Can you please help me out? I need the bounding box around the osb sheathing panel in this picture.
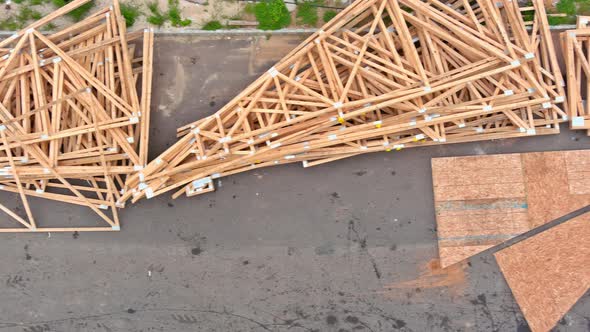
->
[494,212,590,332]
[432,150,590,268]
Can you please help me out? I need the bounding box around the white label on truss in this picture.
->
[510,60,520,66]
[138,182,148,191]
[409,119,417,126]
[424,86,432,92]
[555,96,565,102]
[504,90,514,96]
[458,123,466,128]
[383,141,390,146]
[258,133,269,138]
[542,102,552,109]
[412,37,419,43]
[519,127,526,132]
[39,60,46,66]
[36,189,44,194]
[139,172,145,181]
[271,133,278,138]
[268,67,279,78]
[524,53,534,59]
[439,138,447,142]
[155,158,163,164]
[314,38,321,44]
[333,102,343,109]
[476,127,484,133]
[274,160,279,164]
[127,136,134,143]
[43,168,50,174]
[192,128,200,134]
[0,125,5,131]
[40,134,49,140]
[303,142,310,149]
[527,88,535,93]
[219,136,232,143]
[52,57,62,64]
[562,115,569,121]
[112,225,121,231]
[224,147,229,153]
[295,76,301,82]
[116,202,125,208]
[99,204,108,210]
[527,129,536,135]
[302,161,309,167]
[364,102,372,107]
[572,116,585,127]
[394,144,405,149]
[21,157,27,163]
[415,134,425,140]
[1,54,9,61]
[247,139,254,144]
[569,31,577,37]
[129,116,139,124]
[328,134,338,140]
[211,173,221,179]
[192,177,212,189]
[133,165,143,171]
[418,108,426,113]
[581,19,588,25]
[285,155,295,159]
[360,146,368,150]
[424,115,432,121]
[26,28,34,34]
[330,117,337,122]
[108,147,117,152]
[270,142,282,149]
[483,105,493,111]
[0,185,4,189]
[9,33,19,40]
[373,120,382,126]
[145,188,154,199]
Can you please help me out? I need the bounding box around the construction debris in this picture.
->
[0,0,154,231]
[431,150,590,268]
[494,211,590,332]
[121,0,566,203]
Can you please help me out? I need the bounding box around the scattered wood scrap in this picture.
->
[494,212,590,332]
[431,150,590,268]
[0,0,154,231]
[121,0,567,204]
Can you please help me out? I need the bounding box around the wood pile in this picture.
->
[121,0,566,203]
[563,16,590,133]
[0,0,154,231]
[431,150,590,268]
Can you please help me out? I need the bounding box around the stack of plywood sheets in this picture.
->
[0,0,154,231]
[494,211,590,332]
[119,0,567,203]
[431,150,590,268]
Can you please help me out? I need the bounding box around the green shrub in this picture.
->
[52,0,95,21]
[17,6,43,24]
[147,1,167,26]
[254,0,291,30]
[120,3,142,27]
[556,0,576,15]
[322,9,337,22]
[168,0,192,27]
[547,15,576,25]
[297,1,318,26]
[202,20,223,30]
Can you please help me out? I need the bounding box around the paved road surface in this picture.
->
[0,35,588,332]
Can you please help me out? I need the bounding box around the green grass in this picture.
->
[42,22,58,31]
[322,9,337,22]
[147,1,167,26]
[120,3,142,27]
[254,0,291,30]
[52,0,95,22]
[168,0,192,27]
[0,17,21,31]
[296,1,318,26]
[202,20,223,30]
[547,15,576,25]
